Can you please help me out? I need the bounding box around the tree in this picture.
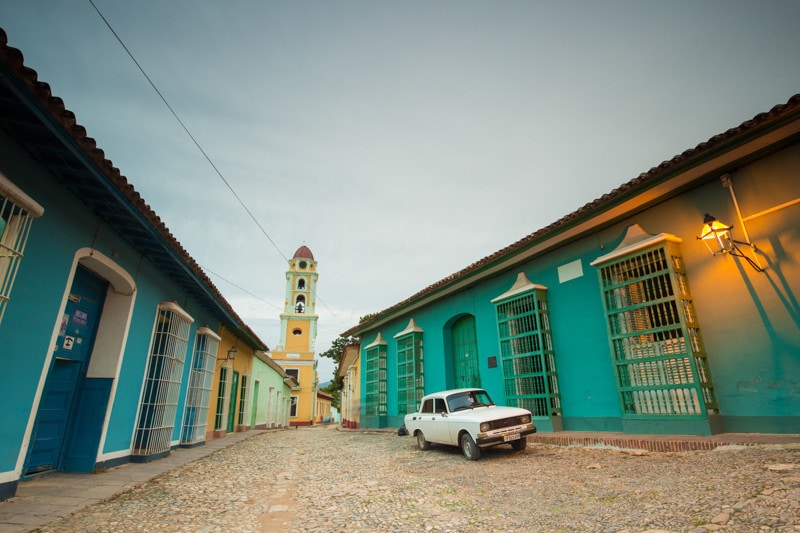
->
[318,335,354,366]
[318,313,375,365]
[320,379,342,409]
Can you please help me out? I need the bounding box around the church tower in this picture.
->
[269,245,319,426]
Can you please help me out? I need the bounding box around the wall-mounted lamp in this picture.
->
[697,213,764,272]
[226,346,238,360]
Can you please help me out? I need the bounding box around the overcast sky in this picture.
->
[2,1,799,382]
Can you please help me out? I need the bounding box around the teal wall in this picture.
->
[360,142,800,435]
[0,128,221,477]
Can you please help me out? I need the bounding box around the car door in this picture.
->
[425,398,453,444]
[413,398,444,444]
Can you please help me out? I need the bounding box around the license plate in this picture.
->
[503,433,520,442]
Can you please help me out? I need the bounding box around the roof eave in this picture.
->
[344,94,800,338]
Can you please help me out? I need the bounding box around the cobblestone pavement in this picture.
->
[33,425,800,533]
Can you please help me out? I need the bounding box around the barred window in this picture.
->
[394,319,424,415]
[133,303,193,457]
[215,366,229,430]
[493,273,561,417]
[364,333,387,417]
[0,173,44,325]
[180,327,219,445]
[238,375,248,426]
[592,227,717,417]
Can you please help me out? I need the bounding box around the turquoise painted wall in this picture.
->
[359,142,800,434]
[0,128,221,475]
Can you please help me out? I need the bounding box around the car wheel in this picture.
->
[460,433,481,461]
[416,431,431,451]
[511,436,527,451]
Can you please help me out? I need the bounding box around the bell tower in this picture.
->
[279,245,318,351]
[269,245,319,425]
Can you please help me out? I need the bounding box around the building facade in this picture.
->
[344,95,800,437]
[338,343,361,429]
[250,352,295,430]
[268,246,320,426]
[0,30,278,501]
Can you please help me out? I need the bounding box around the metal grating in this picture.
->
[599,242,717,417]
[0,192,38,324]
[396,332,424,415]
[180,331,218,445]
[495,289,561,417]
[214,366,229,431]
[237,375,248,426]
[132,307,191,457]
[364,344,387,417]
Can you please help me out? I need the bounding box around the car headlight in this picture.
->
[521,414,531,425]
[480,422,491,432]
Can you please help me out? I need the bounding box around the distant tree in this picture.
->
[318,336,353,366]
[318,314,376,394]
[321,379,342,409]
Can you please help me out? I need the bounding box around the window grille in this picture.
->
[364,335,387,417]
[595,237,717,417]
[395,329,424,415]
[238,375,248,426]
[0,173,44,325]
[494,281,561,417]
[215,366,229,430]
[290,395,298,417]
[133,303,193,457]
[180,327,219,445]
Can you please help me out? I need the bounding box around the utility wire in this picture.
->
[90,1,351,333]
[202,265,284,313]
[89,0,288,264]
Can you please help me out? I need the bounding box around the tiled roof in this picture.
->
[293,245,314,260]
[0,28,268,351]
[344,93,800,337]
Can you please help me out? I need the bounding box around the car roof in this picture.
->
[425,388,485,397]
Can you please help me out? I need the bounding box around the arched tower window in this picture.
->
[295,295,306,313]
[297,278,306,290]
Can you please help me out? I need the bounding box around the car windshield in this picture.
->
[447,390,494,412]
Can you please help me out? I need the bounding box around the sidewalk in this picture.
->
[1,429,797,533]
[0,430,266,533]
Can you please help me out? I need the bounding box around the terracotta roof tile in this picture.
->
[345,93,800,337]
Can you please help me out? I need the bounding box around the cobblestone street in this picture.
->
[30,425,800,533]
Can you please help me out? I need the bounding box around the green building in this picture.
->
[344,94,800,436]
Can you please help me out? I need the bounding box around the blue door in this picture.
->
[25,266,107,475]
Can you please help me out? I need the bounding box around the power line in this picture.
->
[89,1,351,335]
[201,265,283,313]
[88,0,288,264]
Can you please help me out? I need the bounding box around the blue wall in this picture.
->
[0,127,221,480]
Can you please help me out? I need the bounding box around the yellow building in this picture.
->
[338,342,361,429]
[205,326,258,441]
[316,390,334,423]
[268,246,319,426]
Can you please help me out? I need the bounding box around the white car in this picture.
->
[403,388,537,460]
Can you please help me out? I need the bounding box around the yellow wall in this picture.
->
[206,327,254,440]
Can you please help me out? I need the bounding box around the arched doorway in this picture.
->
[451,315,481,389]
[25,265,107,475]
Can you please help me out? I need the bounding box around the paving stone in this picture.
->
[22,426,800,533]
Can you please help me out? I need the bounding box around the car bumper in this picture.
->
[476,426,537,447]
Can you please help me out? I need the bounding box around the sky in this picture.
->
[2,1,799,383]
